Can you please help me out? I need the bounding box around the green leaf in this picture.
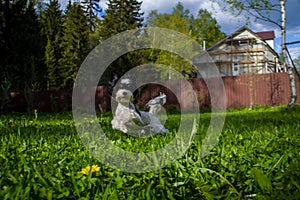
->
[174,182,185,187]
[250,168,272,192]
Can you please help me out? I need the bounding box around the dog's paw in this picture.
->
[120,126,128,133]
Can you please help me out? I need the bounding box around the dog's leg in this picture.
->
[129,102,146,126]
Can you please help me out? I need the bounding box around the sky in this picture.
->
[60,0,300,59]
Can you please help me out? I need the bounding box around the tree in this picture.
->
[146,3,225,77]
[40,0,64,90]
[217,0,297,110]
[0,0,7,88]
[146,3,192,75]
[147,3,225,47]
[192,9,225,48]
[0,0,45,112]
[59,2,90,89]
[81,0,103,32]
[99,0,144,40]
[98,0,144,81]
[147,3,192,36]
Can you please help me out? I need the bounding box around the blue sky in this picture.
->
[60,0,300,59]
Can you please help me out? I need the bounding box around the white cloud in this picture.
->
[287,25,300,41]
[289,46,300,59]
[140,0,176,18]
[199,1,245,32]
[140,0,247,34]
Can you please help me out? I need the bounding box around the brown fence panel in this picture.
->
[3,72,300,113]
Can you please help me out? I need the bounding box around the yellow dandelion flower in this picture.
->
[253,130,259,135]
[81,165,100,175]
[92,165,100,173]
[81,166,91,175]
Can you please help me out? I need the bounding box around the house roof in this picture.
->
[207,26,254,51]
[206,26,278,57]
[255,31,275,40]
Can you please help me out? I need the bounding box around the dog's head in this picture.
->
[108,72,136,96]
[115,89,133,104]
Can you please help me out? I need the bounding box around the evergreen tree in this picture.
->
[60,2,90,89]
[1,0,45,91]
[100,0,143,40]
[40,0,64,90]
[0,0,5,76]
[81,0,102,32]
[98,0,144,81]
[2,0,45,111]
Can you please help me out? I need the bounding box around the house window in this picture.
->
[239,40,248,46]
[232,63,239,76]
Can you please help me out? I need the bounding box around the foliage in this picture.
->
[0,0,46,92]
[59,2,90,89]
[81,0,104,32]
[0,0,102,94]
[165,104,180,114]
[99,0,144,40]
[97,0,145,79]
[192,9,225,48]
[0,0,47,112]
[40,0,64,90]
[147,3,193,37]
[146,2,225,48]
[0,77,11,113]
[1,106,300,199]
[146,3,225,75]
[0,0,230,108]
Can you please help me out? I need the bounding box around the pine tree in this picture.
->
[3,0,44,91]
[0,0,46,112]
[81,0,102,32]
[81,0,104,50]
[40,0,64,90]
[98,0,144,80]
[60,2,90,89]
[100,0,143,40]
[0,0,6,78]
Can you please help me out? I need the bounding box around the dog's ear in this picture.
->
[108,72,119,95]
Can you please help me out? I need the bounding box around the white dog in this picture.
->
[111,89,169,136]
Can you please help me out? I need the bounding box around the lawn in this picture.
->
[0,106,300,199]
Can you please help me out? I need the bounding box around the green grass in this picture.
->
[0,105,300,199]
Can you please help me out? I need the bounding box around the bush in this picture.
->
[165,104,180,114]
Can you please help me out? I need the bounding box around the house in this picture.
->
[193,26,282,77]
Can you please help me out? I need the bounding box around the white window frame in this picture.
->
[232,63,239,76]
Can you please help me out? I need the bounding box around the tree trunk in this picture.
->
[281,0,297,110]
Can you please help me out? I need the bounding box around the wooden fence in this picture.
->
[3,72,300,113]
[135,72,300,110]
